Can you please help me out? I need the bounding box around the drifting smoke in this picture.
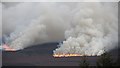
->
[2,2,118,56]
[0,3,2,38]
[53,3,118,56]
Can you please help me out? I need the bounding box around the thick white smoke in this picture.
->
[2,2,70,50]
[53,3,118,56]
[0,3,2,39]
[2,2,118,56]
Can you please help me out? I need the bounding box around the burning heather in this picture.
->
[2,44,16,51]
[53,54,83,57]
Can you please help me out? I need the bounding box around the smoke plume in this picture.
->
[2,2,118,56]
[53,3,118,56]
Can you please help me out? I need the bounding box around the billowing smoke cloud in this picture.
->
[53,3,118,56]
[2,2,71,50]
[0,3,2,38]
[2,2,118,56]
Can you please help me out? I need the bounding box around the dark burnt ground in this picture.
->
[2,42,119,66]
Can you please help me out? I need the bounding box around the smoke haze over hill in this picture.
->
[1,2,118,56]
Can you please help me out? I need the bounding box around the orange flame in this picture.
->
[53,54,83,57]
[3,44,16,51]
